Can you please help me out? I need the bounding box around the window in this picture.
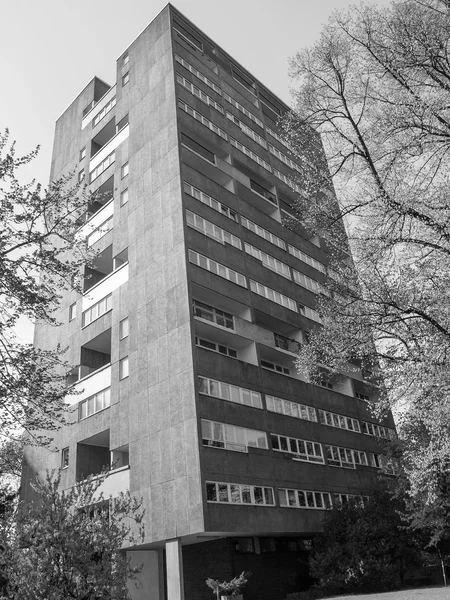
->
[80,147,86,161]
[173,22,203,52]
[269,144,302,174]
[82,294,112,327]
[79,388,111,420]
[119,317,129,339]
[288,245,326,273]
[223,92,263,127]
[334,494,369,508]
[119,356,129,379]
[293,270,319,293]
[69,302,77,321]
[230,138,272,173]
[201,419,268,452]
[226,112,267,148]
[265,395,317,422]
[174,54,221,94]
[298,303,322,324]
[123,53,129,66]
[121,162,129,178]
[189,249,247,288]
[245,243,291,279]
[186,210,241,249]
[241,217,285,249]
[273,168,301,193]
[176,74,223,113]
[260,92,282,116]
[122,72,129,86]
[318,380,333,390]
[178,99,227,139]
[265,125,293,152]
[195,336,237,358]
[356,391,369,401]
[318,409,360,433]
[368,453,381,469]
[184,182,237,222]
[78,169,85,183]
[249,179,277,204]
[120,188,129,206]
[92,96,116,128]
[261,360,290,376]
[231,69,256,95]
[361,421,395,439]
[61,447,69,469]
[198,376,262,409]
[271,433,323,463]
[326,445,368,469]
[181,133,215,164]
[279,488,332,510]
[193,300,234,329]
[249,280,298,312]
[206,481,275,506]
[89,151,115,183]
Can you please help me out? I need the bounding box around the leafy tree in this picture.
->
[310,485,421,594]
[0,130,94,444]
[284,0,450,546]
[397,404,450,585]
[0,471,145,600]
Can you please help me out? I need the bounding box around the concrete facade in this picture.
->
[21,5,397,599]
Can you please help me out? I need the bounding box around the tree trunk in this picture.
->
[439,550,447,587]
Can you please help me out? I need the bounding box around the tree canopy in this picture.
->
[285,0,450,541]
[0,471,145,600]
[310,485,422,594]
[0,130,93,444]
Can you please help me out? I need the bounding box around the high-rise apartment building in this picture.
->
[21,5,396,600]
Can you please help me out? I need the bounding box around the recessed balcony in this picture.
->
[83,246,128,295]
[66,364,111,407]
[235,179,281,221]
[67,329,111,388]
[193,318,258,366]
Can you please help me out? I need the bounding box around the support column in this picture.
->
[127,550,163,600]
[166,538,184,600]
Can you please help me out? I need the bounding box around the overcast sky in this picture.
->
[2,0,392,341]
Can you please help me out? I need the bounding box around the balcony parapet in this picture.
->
[67,364,112,406]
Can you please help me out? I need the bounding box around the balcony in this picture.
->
[259,343,306,382]
[89,121,129,174]
[193,317,258,366]
[83,245,128,296]
[66,364,111,407]
[76,176,114,227]
[82,85,117,130]
[76,430,110,482]
[67,329,111,388]
[235,179,281,221]
[92,465,130,501]
[80,198,114,247]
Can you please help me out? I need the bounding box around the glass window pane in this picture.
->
[264,488,274,505]
[241,485,251,504]
[230,484,240,503]
[206,483,217,502]
[297,491,306,507]
[306,492,314,508]
[254,487,264,504]
[218,484,229,502]
[201,420,212,440]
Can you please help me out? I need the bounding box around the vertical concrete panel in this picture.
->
[128,550,162,600]
[166,539,185,600]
